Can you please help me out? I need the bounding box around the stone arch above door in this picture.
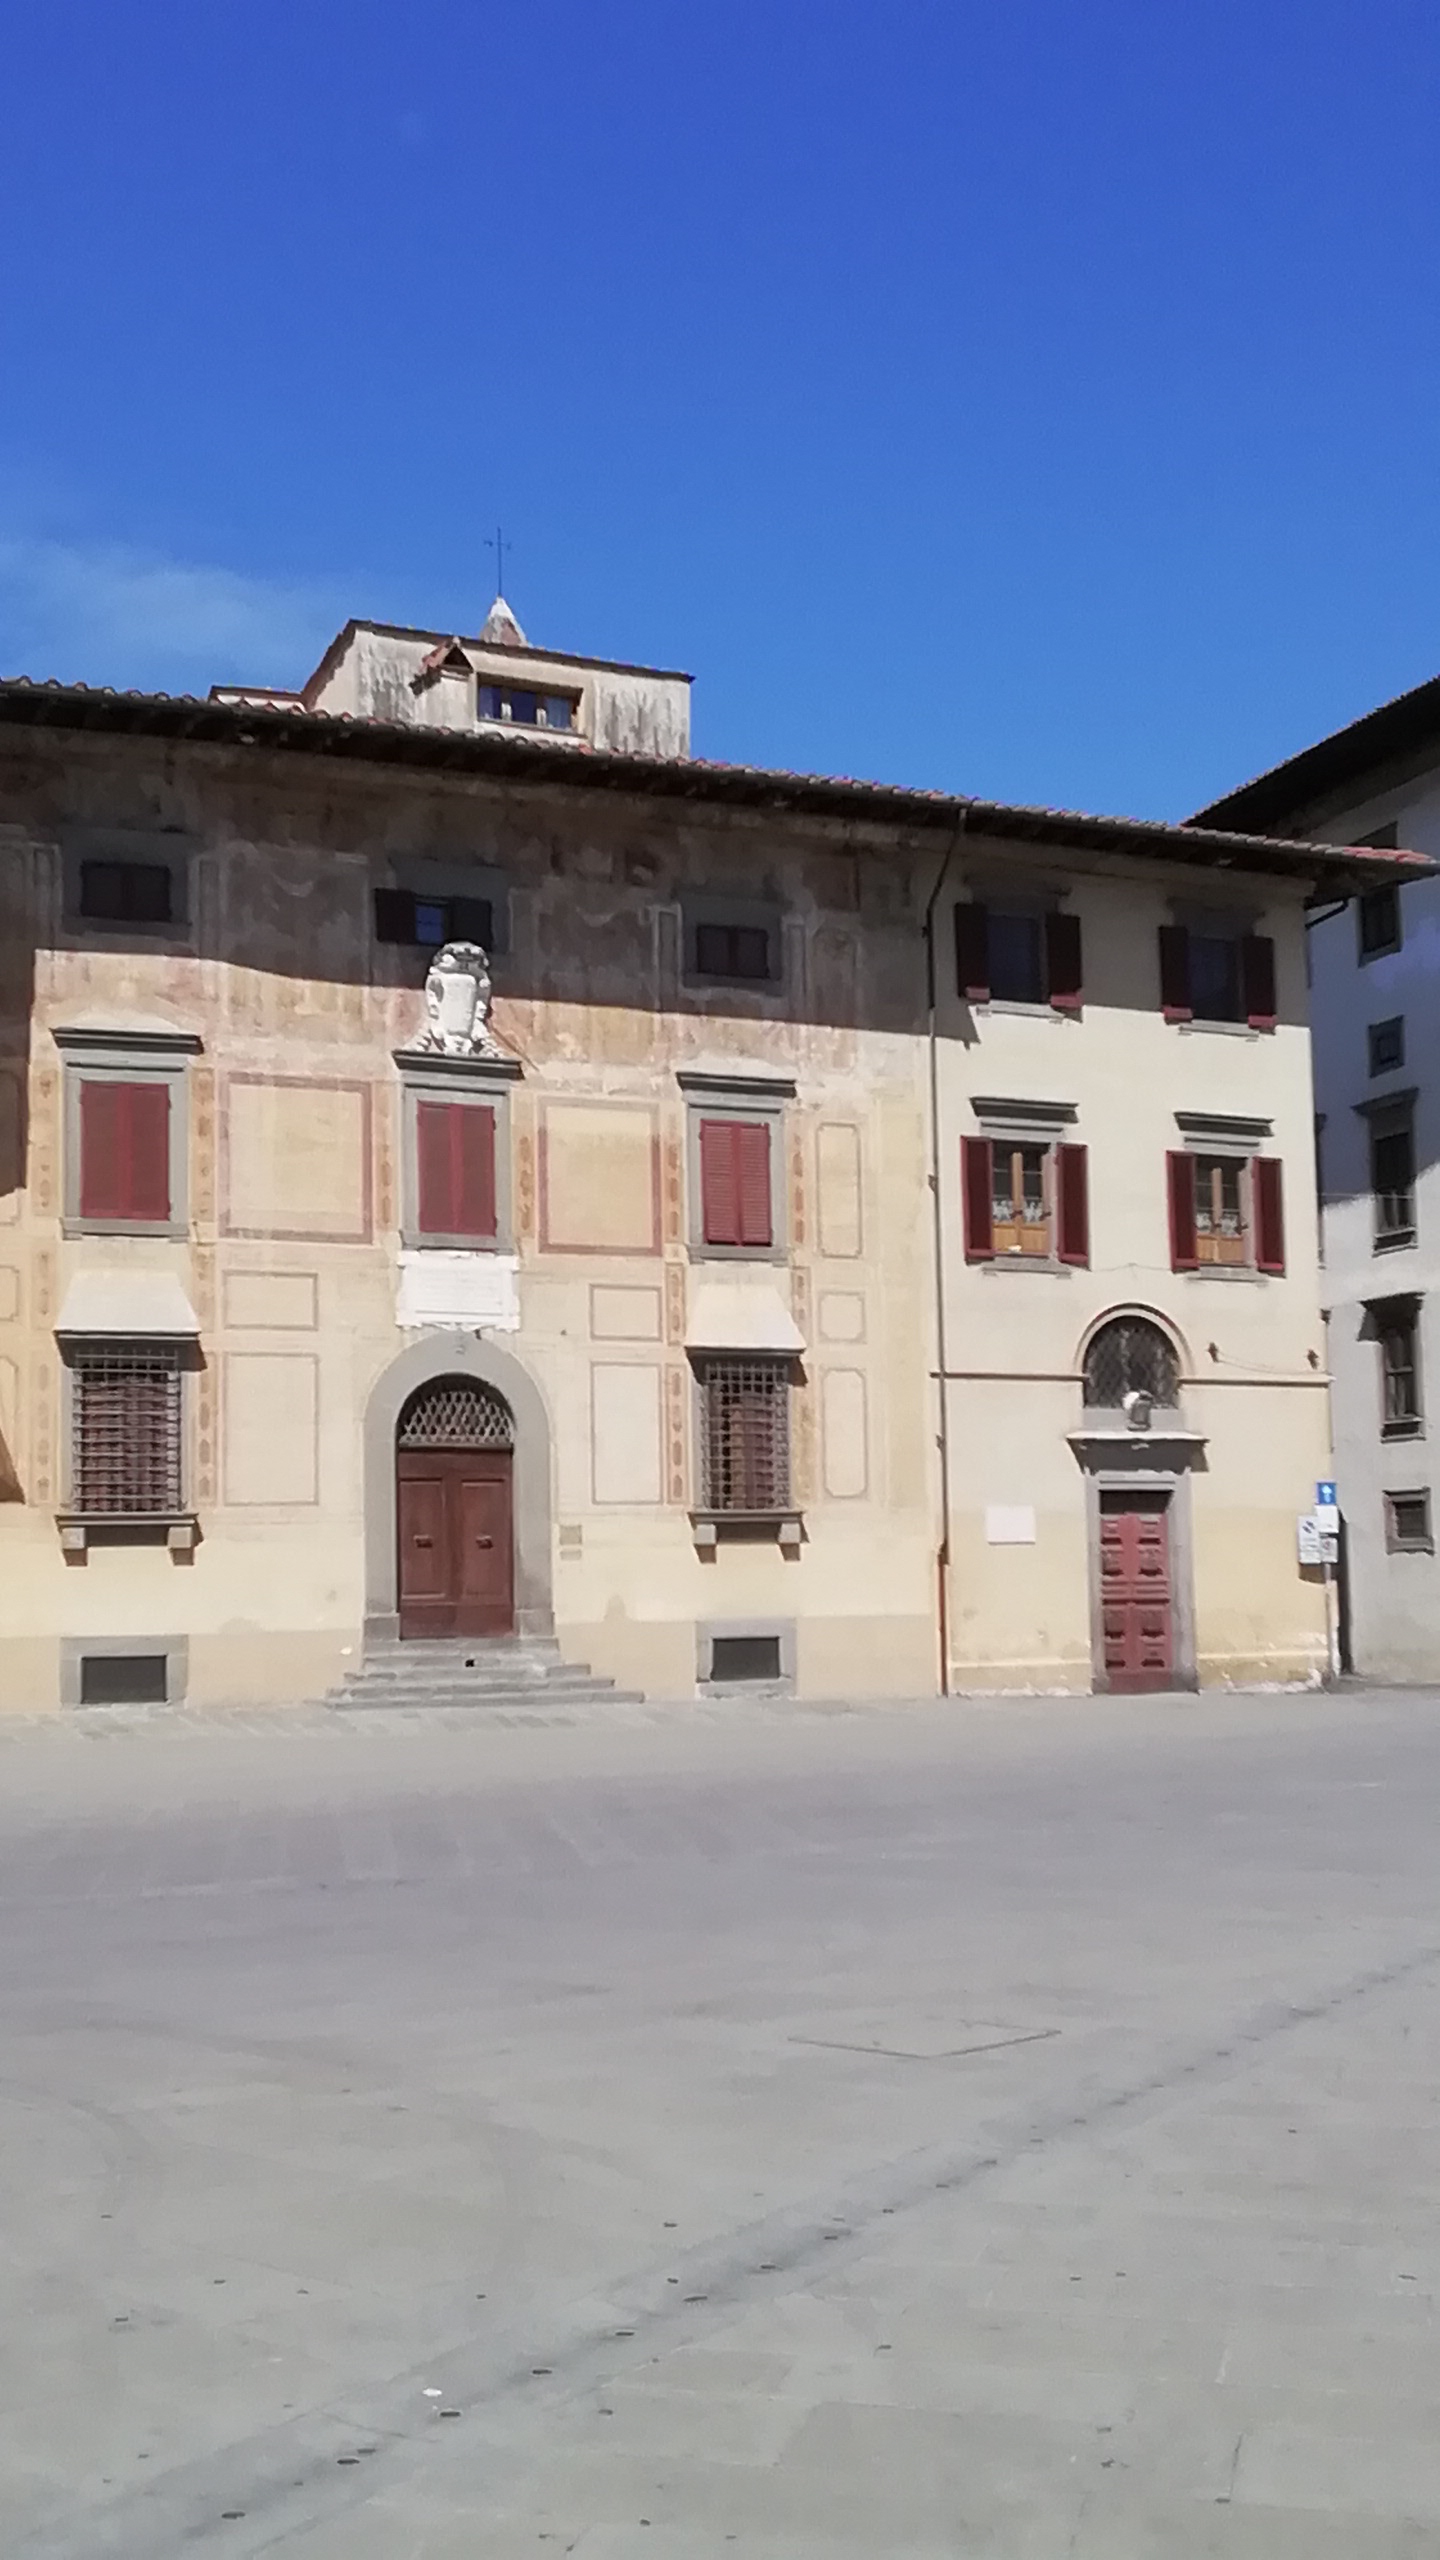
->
[363,1333,554,1639]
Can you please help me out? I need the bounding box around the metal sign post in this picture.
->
[1315,1482,1340,1683]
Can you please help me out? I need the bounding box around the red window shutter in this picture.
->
[955,903,990,1002]
[126,1084,171,1222]
[1045,910,1084,1013]
[453,1105,498,1239]
[79,1080,124,1220]
[1166,1150,1198,1270]
[1242,933,1277,1030]
[699,1118,742,1245]
[1159,924,1192,1022]
[1254,1156,1286,1274]
[80,1080,169,1222]
[416,1100,459,1235]
[734,1122,773,1248]
[1056,1143,1089,1265]
[962,1136,994,1260]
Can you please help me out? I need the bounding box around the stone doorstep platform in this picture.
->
[324,1634,647,1713]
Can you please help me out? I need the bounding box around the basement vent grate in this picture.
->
[79,1653,168,1707]
[709,1633,783,1684]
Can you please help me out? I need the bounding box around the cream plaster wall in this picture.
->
[0,733,1331,1711]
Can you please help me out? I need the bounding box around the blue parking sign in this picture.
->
[1316,1481,1337,1509]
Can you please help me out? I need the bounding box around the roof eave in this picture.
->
[0,678,1431,885]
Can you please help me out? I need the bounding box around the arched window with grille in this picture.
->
[1082,1316,1180,1412]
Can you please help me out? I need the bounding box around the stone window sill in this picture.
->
[57,1512,198,1557]
[691,1510,804,1553]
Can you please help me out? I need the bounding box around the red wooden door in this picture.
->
[1098,1492,1175,1691]
[397,1450,514,1638]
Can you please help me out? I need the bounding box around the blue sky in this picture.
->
[2,0,1437,818]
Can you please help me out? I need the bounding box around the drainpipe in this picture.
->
[924,816,968,1696]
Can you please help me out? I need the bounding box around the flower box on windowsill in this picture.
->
[56,1512,199,1558]
[690,1509,804,1554]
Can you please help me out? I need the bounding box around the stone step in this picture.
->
[325,1635,644,1713]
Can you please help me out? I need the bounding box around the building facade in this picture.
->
[0,609,1407,1712]
[1198,680,1440,1679]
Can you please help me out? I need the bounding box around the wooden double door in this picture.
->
[1098,1490,1177,1691]
[397,1447,515,1639]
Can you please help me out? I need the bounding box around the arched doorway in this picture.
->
[396,1376,516,1639]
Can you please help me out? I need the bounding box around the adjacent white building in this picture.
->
[1196,679,1440,1677]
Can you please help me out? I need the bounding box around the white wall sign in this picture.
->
[986,1504,1037,1546]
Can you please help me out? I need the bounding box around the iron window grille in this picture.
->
[1385,1489,1433,1553]
[1368,1017,1405,1077]
[1358,882,1402,959]
[1083,1318,1179,1411]
[697,1357,792,1513]
[70,1344,183,1517]
[397,1380,514,1450]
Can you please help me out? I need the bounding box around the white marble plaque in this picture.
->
[396,1250,520,1333]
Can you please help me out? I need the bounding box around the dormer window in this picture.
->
[477,685,575,732]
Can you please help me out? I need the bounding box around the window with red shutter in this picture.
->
[699,1118,774,1250]
[415,1100,497,1240]
[78,1078,171,1226]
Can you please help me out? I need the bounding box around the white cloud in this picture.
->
[0,535,344,696]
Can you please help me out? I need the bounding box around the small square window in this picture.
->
[1368,1017,1405,1076]
[694,921,774,981]
[79,859,173,925]
[683,898,783,989]
[540,695,574,731]
[1358,884,1402,959]
[375,888,497,951]
[1385,1489,1432,1552]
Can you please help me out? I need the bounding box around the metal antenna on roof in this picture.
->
[486,525,509,600]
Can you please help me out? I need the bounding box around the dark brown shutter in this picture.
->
[1056,1143,1089,1265]
[449,895,494,946]
[1242,933,1277,1031]
[962,1136,994,1260]
[374,888,416,944]
[454,1106,498,1238]
[416,1100,458,1234]
[1045,910,1084,1012]
[1159,924,1192,1021]
[80,1080,169,1222]
[734,1122,773,1248]
[1167,1151,1198,1270]
[700,1118,742,1245]
[955,903,990,1003]
[1254,1156,1286,1274]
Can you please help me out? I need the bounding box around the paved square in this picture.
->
[3,1687,1440,2557]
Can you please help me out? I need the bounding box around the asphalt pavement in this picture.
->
[2,1686,1439,2558]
